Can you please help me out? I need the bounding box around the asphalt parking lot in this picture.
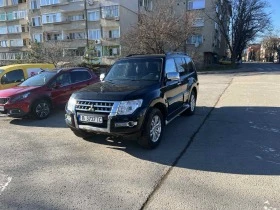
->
[0,63,280,209]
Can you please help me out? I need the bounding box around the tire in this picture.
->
[183,90,196,116]
[32,99,51,119]
[71,128,92,139]
[138,108,163,149]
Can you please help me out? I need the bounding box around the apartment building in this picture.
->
[139,0,231,65]
[185,0,231,65]
[0,0,29,64]
[0,0,138,65]
[0,0,229,65]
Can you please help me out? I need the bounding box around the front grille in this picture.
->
[0,98,9,104]
[76,100,114,114]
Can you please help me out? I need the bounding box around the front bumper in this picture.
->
[0,101,30,117]
[65,107,148,136]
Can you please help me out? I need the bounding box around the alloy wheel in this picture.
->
[35,102,50,118]
[150,115,162,143]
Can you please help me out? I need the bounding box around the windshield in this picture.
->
[105,58,163,81]
[19,72,56,87]
[0,69,4,75]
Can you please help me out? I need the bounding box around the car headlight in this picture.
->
[67,97,77,112]
[10,92,30,103]
[117,99,143,115]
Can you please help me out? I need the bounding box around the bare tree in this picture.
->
[261,31,280,63]
[213,0,271,63]
[27,41,76,67]
[121,0,196,55]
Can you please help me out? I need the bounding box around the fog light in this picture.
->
[65,114,72,123]
[115,121,137,128]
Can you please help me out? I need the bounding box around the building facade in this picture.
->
[0,0,229,65]
[138,0,231,66]
[0,0,138,65]
[0,0,29,63]
[184,0,230,65]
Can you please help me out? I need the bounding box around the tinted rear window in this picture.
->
[71,70,91,83]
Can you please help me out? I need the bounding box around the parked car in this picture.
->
[0,67,99,119]
[0,63,55,90]
[65,53,199,149]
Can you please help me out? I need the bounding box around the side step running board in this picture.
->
[165,103,190,125]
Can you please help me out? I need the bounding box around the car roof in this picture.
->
[55,67,90,73]
[122,53,190,60]
[0,63,54,70]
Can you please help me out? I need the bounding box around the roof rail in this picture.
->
[166,52,188,56]
[126,54,144,57]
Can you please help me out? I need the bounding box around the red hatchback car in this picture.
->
[0,67,99,119]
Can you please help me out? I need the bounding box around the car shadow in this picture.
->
[9,109,67,128]
[82,106,280,176]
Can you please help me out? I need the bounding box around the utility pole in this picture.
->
[84,0,89,50]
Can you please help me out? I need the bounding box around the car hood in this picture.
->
[0,86,39,97]
[73,80,160,101]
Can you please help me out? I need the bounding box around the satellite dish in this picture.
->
[195,42,200,48]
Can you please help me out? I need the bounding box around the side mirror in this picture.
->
[166,72,180,81]
[100,73,105,81]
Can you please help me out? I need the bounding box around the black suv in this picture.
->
[65,53,199,149]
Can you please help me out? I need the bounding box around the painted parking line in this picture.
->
[0,172,12,195]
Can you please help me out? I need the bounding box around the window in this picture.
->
[32,17,41,26]
[11,0,18,5]
[103,46,120,56]
[88,29,101,40]
[139,0,153,11]
[0,26,7,34]
[18,0,27,3]
[33,33,43,42]
[10,39,24,47]
[31,0,40,9]
[88,10,100,21]
[53,33,60,40]
[188,60,195,73]
[101,5,119,18]
[67,32,85,40]
[174,58,186,75]
[0,13,5,21]
[109,29,120,38]
[7,25,21,33]
[70,70,91,83]
[68,14,84,21]
[165,59,177,74]
[13,10,27,19]
[0,40,8,47]
[42,13,61,23]
[64,47,85,56]
[188,0,205,10]
[40,0,59,6]
[54,73,71,86]
[1,69,24,84]
[187,35,203,44]
[193,18,204,27]
[0,0,5,7]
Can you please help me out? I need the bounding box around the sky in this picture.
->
[266,0,280,31]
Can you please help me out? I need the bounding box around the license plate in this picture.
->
[0,106,4,111]
[79,114,103,123]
